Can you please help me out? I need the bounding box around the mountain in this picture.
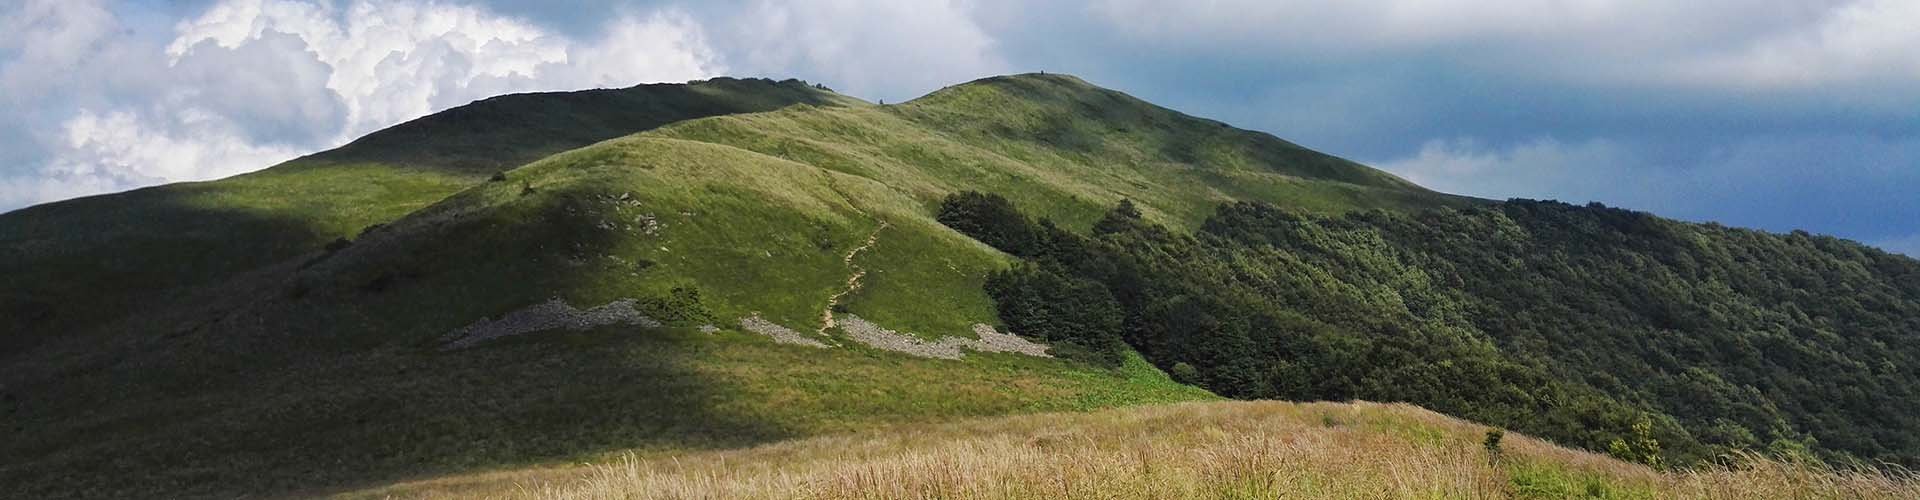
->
[0,73,1447,497]
[3,73,1915,498]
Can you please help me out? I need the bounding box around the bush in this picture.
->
[1169,362,1201,384]
[1485,429,1505,463]
[1091,199,1143,235]
[639,287,716,325]
[937,192,1040,256]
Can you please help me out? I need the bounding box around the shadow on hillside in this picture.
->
[1,181,797,498]
[0,184,334,361]
[1,328,792,499]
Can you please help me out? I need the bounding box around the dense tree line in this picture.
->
[941,192,1920,467]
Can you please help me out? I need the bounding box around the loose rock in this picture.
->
[441,298,661,350]
[740,315,829,348]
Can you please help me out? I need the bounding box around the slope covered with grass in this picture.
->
[0,77,859,356]
[650,74,1463,232]
[2,73,1452,498]
[1,131,1215,497]
[23,71,1903,499]
[357,400,1920,499]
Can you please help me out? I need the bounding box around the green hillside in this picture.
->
[0,73,1450,498]
[0,77,862,356]
[6,72,1914,498]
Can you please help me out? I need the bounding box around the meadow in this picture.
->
[358,400,1920,499]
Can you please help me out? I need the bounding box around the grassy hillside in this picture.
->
[355,400,1920,499]
[13,71,1909,499]
[1,73,1450,497]
[0,77,860,356]
[649,74,1462,232]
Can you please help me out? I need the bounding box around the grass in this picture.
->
[0,130,1211,498]
[352,400,1920,499]
[651,75,1470,233]
[4,325,1208,498]
[4,73,1471,497]
[0,77,855,354]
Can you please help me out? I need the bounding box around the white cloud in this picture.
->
[0,171,123,209]
[715,0,1008,101]
[0,0,119,98]
[49,109,306,185]
[546,10,720,100]
[0,108,305,207]
[1375,137,1643,202]
[166,0,721,143]
[1085,0,1918,91]
[1670,0,1920,89]
[0,0,725,210]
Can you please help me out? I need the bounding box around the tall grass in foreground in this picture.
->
[480,401,1917,499]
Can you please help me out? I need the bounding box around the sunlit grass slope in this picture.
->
[358,400,1920,499]
[652,73,1464,231]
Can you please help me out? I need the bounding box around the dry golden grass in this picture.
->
[356,401,1919,499]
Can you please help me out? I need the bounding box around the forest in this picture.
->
[939,192,1920,467]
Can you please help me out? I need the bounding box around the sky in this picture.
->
[2,0,1916,255]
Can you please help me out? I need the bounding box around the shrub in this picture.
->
[937,191,1040,256]
[1484,428,1505,463]
[639,287,716,325]
[1169,362,1201,384]
[1091,199,1143,235]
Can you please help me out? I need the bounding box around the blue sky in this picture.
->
[3,0,1916,254]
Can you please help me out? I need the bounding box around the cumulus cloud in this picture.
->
[164,0,721,144]
[0,0,723,210]
[47,109,306,186]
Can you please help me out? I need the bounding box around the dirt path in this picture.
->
[818,220,889,336]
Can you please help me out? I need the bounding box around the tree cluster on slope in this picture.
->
[940,192,1920,468]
